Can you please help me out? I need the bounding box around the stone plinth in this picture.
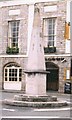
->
[14,94,57,102]
[3,95,68,108]
[26,74,46,95]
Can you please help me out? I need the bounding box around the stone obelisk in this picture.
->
[25,7,46,96]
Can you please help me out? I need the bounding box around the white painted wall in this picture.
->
[4,82,21,90]
[44,5,57,12]
[9,9,20,16]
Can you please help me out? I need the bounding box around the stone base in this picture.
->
[3,94,68,108]
[14,94,57,102]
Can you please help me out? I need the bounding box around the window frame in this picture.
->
[43,18,56,47]
[4,66,22,82]
[8,20,20,48]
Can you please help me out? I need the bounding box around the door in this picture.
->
[46,62,59,91]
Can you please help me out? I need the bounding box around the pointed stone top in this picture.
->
[34,7,39,13]
[33,7,40,28]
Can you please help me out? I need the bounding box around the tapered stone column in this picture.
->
[25,7,46,95]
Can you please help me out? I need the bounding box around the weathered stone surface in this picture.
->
[3,99,68,108]
[25,7,46,96]
[14,94,57,102]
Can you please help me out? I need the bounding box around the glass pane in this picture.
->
[19,69,22,76]
[5,69,7,72]
[15,73,17,76]
[53,30,55,34]
[19,73,21,77]
[12,69,14,72]
[19,69,22,72]
[15,69,17,72]
[5,77,7,81]
[12,33,16,37]
[9,72,11,76]
[49,25,52,30]
[48,36,52,40]
[19,78,21,81]
[53,24,55,29]
[49,19,52,23]
[12,78,14,81]
[12,72,14,76]
[48,30,52,35]
[12,22,16,26]
[17,27,19,31]
[48,41,52,46]
[5,72,7,76]
[12,38,16,42]
[12,43,15,47]
[9,78,11,81]
[12,26,16,33]
[53,36,55,42]
[53,19,55,23]
[9,69,11,72]
[15,78,17,81]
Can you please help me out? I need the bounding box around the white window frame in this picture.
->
[43,18,56,47]
[4,66,22,82]
[8,20,20,48]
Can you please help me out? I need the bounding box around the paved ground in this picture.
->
[0,90,72,119]
[1,90,71,104]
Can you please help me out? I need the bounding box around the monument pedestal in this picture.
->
[3,94,68,108]
[26,74,46,95]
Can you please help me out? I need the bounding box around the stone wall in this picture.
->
[45,56,71,92]
[36,0,67,54]
[0,0,67,55]
[1,4,28,55]
[1,57,28,90]
[0,0,71,93]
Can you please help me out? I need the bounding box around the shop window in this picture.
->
[4,64,22,82]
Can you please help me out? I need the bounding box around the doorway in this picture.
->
[3,62,22,90]
[46,62,59,91]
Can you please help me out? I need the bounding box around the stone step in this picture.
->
[3,99,68,108]
[14,94,57,102]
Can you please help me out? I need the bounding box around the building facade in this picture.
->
[0,0,71,93]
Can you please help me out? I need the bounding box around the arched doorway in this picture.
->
[46,62,59,91]
[3,62,22,90]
